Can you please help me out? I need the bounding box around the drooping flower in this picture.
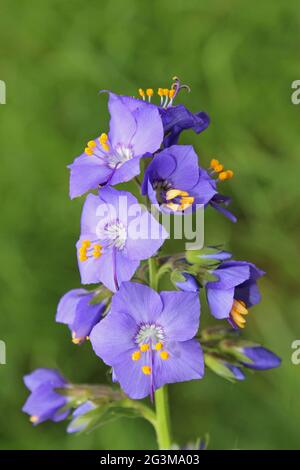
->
[90,282,204,400]
[67,401,96,433]
[137,78,210,147]
[56,288,107,344]
[205,261,265,329]
[22,368,69,425]
[159,104,210,147]
[68,92,164,199]
[142,145,217,214]
[77,187,168,291]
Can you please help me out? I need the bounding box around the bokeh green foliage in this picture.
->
[0,0,299,449]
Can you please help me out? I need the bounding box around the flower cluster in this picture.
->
[22,78,280,444]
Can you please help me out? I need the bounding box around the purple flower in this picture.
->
[56,288,106,344]
[142,145,217,214]
[68,92,164,199]
[22,368,69,425]
[241,346,281,370]
[77,187,168,291]
[113,87,210,148]
[90,282,204,399]
[159,104,210,147]
[67,401,96,433]
[205,261,265,329]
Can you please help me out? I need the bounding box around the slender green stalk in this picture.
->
[148,257,172,450]
[154,385,172,449]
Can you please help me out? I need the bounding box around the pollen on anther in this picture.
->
[142,365,151,375]
[219,170,234,181]
[30,415,38,424]
[87,140,96,148]
[210,158,219,168]
[146,88,154,97]
[140,344,150,352]
[85,147,94,156]
[93,244,102,259]
[98,133,109,152]
[160,351,169,360]
[138,88,145,98]
[132,351,141,361]
[155,342,163,351]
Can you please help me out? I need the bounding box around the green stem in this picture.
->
[154,386,172,449]
[148,257,172,450]
[148,257,158,290]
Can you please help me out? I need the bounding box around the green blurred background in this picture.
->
[0,0,299,450]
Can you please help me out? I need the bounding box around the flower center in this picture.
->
[153,181,194,212]
[107,143,134,169]
[103,221,127,250]
[135,323,165,346]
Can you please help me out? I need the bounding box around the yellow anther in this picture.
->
[79,244,88,262]
[210,158,219,169]
[85,147,94,156]
[30,415,38,424]
[87,140,96,148]
[219,170,234,181]
[214,163,224,172]
[79,247,88,262]
[99,133,110,152]
[230,300,248,329]
[72,331,83,344]
[157,88,164,97]
[168,89,175,99]
[132,350,141,361]
[93,244,102,259]
[140,344,150,352]
[138,88,145,98]
[166,189,188,201]
[102,143,110,152]
[160,351,169,360]
[232,299,248,315]
[180,196,194,205]
[99,133,108,143]
[180,196,195,211]
[146,88,154,97]
[155,342,163,351]
[231,311,246,328]
[142,365,152,375]
[163,88,169,96]
[219,171,228,181]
